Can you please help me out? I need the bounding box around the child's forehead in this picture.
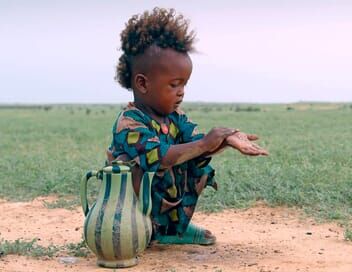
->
[146,47,191,70]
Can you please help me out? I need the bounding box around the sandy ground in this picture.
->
[0,197,352,272]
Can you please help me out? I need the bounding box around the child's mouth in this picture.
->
[175,100,182,106]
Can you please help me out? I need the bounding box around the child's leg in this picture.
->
[152,173,216,245]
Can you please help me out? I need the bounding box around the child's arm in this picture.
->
[160,127,236,168]
[161,129,268,168]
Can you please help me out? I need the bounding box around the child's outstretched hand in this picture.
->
[227,131,269,156]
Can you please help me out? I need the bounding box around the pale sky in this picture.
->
[1,0,352,103]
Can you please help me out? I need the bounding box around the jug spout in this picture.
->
[138,172,154,216]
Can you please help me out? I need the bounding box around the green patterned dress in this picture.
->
[107,103,217,235]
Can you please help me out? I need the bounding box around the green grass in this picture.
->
[0,239,60,258]
[0,238,90,258]
[0,103,351,228]
[64,240,90,257]
[344,228,352,241]
[43,197,80,210]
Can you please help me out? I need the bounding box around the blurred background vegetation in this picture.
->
[0,103,351,229]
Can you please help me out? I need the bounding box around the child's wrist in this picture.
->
[198,138,209,153]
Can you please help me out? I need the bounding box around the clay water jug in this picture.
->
[80,161,154,268]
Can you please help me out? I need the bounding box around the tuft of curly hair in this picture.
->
[116,7,196,89]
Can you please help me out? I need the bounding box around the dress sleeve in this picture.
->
[175,110,204,144]
[112,114,171,172]
[174,110,216,188]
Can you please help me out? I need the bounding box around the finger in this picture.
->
[251,145,269,156]
[223,128,239,137]
[241,149,260,156]
[240,146,260,156]
[247,134,259,141]
[233,132,248,141]
[251,142,263,149]
[259,149,269,156]
[249,143,269,155]
[251,142,259,148]
[222,127,239,133]
[242,145,269,156]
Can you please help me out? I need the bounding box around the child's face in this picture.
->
[139,48,192,116]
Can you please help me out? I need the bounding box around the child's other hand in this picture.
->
[227,131,269,156]
[202,128,238,152]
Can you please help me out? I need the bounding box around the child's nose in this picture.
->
[177,86,184,97]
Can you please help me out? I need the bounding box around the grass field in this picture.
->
[1,103,351,229]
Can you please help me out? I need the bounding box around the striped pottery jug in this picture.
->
[80,162,154,268]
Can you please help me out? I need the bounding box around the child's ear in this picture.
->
[134,74,148,94]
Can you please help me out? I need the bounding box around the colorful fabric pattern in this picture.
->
[107,103,216,235]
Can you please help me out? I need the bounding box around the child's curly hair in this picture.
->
[116,7,196,89]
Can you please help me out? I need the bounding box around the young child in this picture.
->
[107,8,268,245]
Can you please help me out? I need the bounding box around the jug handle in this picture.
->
[80,170,100,216]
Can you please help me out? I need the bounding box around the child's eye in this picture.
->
[169,81,182,88]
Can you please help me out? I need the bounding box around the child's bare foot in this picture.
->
[155,224,216,245]
[204,228,216,241]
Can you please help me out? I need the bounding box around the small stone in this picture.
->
[58,257,78,264]
[306,232,312,235]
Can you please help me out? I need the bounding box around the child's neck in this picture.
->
[134,101,168,124]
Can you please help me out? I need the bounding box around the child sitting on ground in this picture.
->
[107,7,268,245]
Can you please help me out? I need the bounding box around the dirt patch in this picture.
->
[1,197,352,272]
